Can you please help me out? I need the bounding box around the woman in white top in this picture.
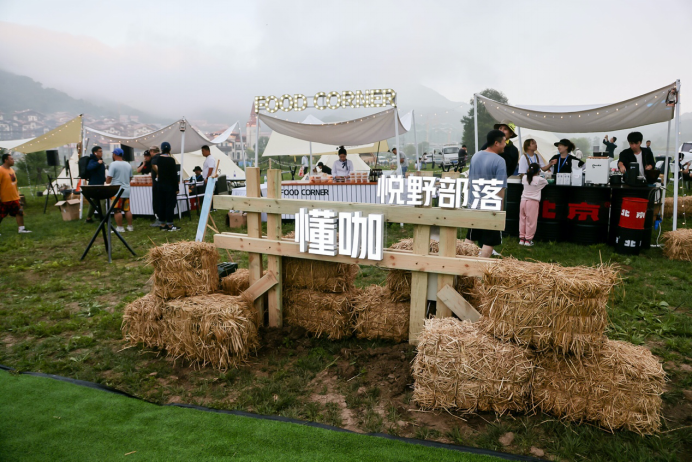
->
[518,139,551,175]
[332,146,353,181]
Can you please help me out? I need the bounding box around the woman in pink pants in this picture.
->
[520,163,548,246]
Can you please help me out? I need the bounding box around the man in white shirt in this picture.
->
[106,148,134,232]
[332,147,353,180]
[202,145,216,184]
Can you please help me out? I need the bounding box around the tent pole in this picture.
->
[517,127,523,163]
[474,94,479,154]
[661,119,672,218]
[180,120,186,194]
[413,110,420,171]
[394,106,401,174]
[255,114,260,167]
[309,142,313,177]
[79,117,85,218]
[673,79,681,230]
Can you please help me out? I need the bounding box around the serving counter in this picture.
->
[505,179,660,249]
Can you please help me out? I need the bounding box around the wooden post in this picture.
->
[437,171,461,318]
[266,169,283,327]
[409,224,431,344]
[246,167,264,325]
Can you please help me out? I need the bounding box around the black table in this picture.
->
[80,185,136,263]
[505,181,659,249]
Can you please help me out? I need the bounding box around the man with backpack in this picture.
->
[83,146,106,223]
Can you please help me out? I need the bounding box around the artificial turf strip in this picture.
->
[0,371,505,462]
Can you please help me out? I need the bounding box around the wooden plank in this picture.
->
[437,284,481,322]
[214,233,494,276]
[436,226,457,318]
[244,271,278,302]
[212,196,505,230]
[409,224,431,345]
[245,167,264,326]
[266,169,283,328]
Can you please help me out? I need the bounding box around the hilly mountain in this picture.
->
[0,69,163,122]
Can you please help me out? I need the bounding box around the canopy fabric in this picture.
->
[54,150,80,190]
[479,83,676,133]
[173,146,245,180]
[0,138,34,150]
[258,108,411,146]
[85,120,238,154]
[11,116,82,153]
[263,115,389,157]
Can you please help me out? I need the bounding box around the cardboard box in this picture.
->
[227,211,247,228]
[55,199,81,221]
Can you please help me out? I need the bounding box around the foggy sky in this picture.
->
[0,0,690,120]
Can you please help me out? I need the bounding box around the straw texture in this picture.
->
[475,259,619,355]
[163,294,258,370]
[662,228,692,261]
[121,294,166,348]
[221,269,250,295]
[283,289,355,340]
[353,285,409,342]
[282,258,358,293]
[532,339,666,435]
[663,196,692,218]
[148,241,219,300]
[412,318,535,413]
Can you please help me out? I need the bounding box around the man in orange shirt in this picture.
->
[0,153,32,234]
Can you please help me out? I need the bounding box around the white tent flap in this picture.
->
[479,83,676,133]
[258,108,409,146]
[85,119,236,154]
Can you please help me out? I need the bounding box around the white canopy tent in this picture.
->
[474,81,683,228]
[0,138,35,150]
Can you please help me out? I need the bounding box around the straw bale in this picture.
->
[163,294,258,370]
[532,339,665,435]
[385,239,481,301]
[662,228,692,261]
[663,196,692,218]
[221,269,250,295]
[283,289,354,340]
[412,318,534,413]
[121,294,166,348]
[475,259,619,355]
[282,258,358,293]
[353,285,409,342]
[148,241,219,300]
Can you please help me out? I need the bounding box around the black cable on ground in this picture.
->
[0,365,540,462]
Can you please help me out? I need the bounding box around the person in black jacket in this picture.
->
[85,146,107,223]
[316,162,331,174]
[618,131,656,181]
[152,141,180,232]
[481,120,519,176]
[603,135,617,158]
[548,139,584,175]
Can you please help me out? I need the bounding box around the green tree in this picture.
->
[14,151,49,187]
[258,136,269,156]
[403,144,416,157]
[570,137,592,157]
[461,89,509,153]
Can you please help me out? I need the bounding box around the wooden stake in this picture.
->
[245,167,265,325]
[266,169,283,328]
[409,224,431,344]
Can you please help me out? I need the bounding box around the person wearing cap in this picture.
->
[106,148,134,233]
[85,145,107,223]
[481,120,519,176]
[152,141,180,232]
[192,166,204,183]
[317,162,331,174]
[548,139,584,175]
[137,150,152,174]
[332,146,353,180]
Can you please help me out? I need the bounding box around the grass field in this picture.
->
[1,189,691,461]
[0,371,504,462]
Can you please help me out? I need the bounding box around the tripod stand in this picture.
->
[43,172,60,214]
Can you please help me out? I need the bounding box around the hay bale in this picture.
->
[282,258,358,293]
[283,289,354,340]
[532,339,665,435]
[663,228,692,261]
[413,318,534,413]
[163,294,258,369]
[148,241,219,300]
[121,294,166,348]
[353,285,409,342]
[386,239,480,301]
[475,259,619,355]
[663,196,692,218]
[221,269,250,295]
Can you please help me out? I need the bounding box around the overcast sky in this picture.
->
[0,0,690,120]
